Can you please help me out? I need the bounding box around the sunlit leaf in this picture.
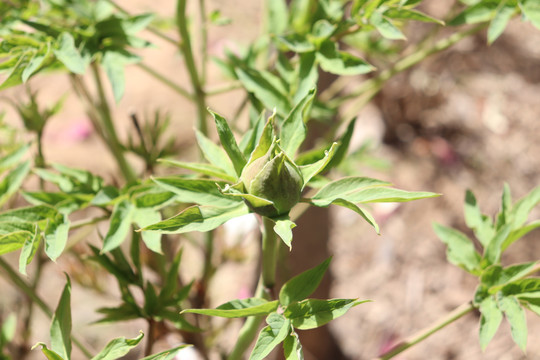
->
[433,223,481,274]
[250,313,290,360]
[279,257,331,307]
[142,203,249,234]
[284,298,367,330]
[183,298,279,318]
[479,296,503,351]
[50,276,72,360]
[91,332,144,360]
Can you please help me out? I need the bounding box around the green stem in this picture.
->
[329,24,486,119]
[90,63,137,183]
[205,81,243,96]
[0,258,94,359]
[227,217,278,360]
[261,216,278,293]
[198,0,208,85]
[377,302,475,360]
[227,281,270,360]
[176,0,208,136]
[136,63,193,101]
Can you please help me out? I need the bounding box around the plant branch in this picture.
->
[136,63,193,101]
[198,0,208,85]
[226,280,269,360]
[226,217,278,360]
[328,24,486,119]
[0,257,94,359]
[90,63,138,183]
[205,81,243,96]
[176,0,208,136]
[377,301,475,360]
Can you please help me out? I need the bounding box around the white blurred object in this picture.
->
[174,345,204,360]
[222,213,258,246]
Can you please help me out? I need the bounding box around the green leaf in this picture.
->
[449,3,498,26]
[50,276,72,360]
[283,331,304,360]
[433,223,481,274]
[328,198,380,233]
[235,68,291,115]
[1,312,16,345]
[139,345,192,360]
[520,0,540,30]
[158,159,237,182]
[91,332,144,360]
[0,53,28,90]
[316,41,375,76]
[0,160,31,207]
[324,118,356,171]
[130,187,175,209]
[0,143,30,170]
[133,207,162,253]
[183,298,279,318]
[19,224,40,275]
[502,220,540,251]
[102,200,135,253]
[275,35,316,53]
[0,229,30,256]
[267,0,288,34]
[284,298,366,330]
[487,3,516,44]
[502,278,540,297]
[53,32,85,74]
[195,130,237,178]
[22,46,50,82]
[299,143,337,188]
[464,190,495,247]
[152,177,237,206]
[310,177,390,206]
[479,296,503,351]
[240,111,268,157]
[370,11,406,40]
[208,110,247,176]
[481,262,538,289]
[158,249,183,302]
[484,224,512,265]
[498,295,527,351]
[510,185,540,229]
[142,203,249,234]
[250,313,291,360]
[279,257,331,307]
[343,187,440,204]
[273,218,296,249]
[280,89,315,158]
[44,214,70,261]
[32,343,65,360]
[0,205,58,223]
[102,50,140,103]
[384,8,444,25]
[294,52,319,103]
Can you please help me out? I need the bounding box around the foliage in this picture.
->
[1,0,540,359]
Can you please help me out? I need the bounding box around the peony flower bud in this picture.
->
[240,143,303,218]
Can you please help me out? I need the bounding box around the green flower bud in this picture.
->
[240,143,303,218]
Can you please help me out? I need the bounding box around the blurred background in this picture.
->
[1,0,540,359]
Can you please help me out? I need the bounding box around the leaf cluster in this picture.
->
[434,185,540,351]
[143,101,437,249]
[33,276,191,360]
[184,257,368,360]
[0,0,153,100]
[451,0,540,44]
